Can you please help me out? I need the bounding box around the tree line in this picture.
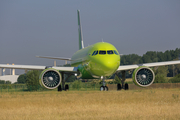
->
[120,48,180,77]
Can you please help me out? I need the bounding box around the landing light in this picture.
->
[75,73,77,76]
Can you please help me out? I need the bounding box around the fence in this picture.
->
[0,83,102,93]
[0,83,180,93]
[108,83,180,90]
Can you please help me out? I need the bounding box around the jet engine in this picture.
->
[132,66,155,87]
[39,68,62,89]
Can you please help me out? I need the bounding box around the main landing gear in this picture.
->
[100,76,108,91]
[117,83,129,90]
[116,71,129,90]
[58,72,72,91]
[58,84,69,91]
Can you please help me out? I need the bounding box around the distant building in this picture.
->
[0,75,19,83]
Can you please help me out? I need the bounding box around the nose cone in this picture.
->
[101,59,118,71]
[90,55,120,76]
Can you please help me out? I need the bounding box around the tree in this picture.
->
[120,48,180,77]
[26,70,40,91]
[174,64,180,76]
[153,66,169,83]
[142,54,152,63]
[169,73,180,83]
[145,51,157,62]
[17,74,27,84]
[5,81,11,84]
[164,50,172,61]
[0,80,5,84]
[120,54,142,65]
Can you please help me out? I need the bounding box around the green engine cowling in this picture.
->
[132,66,155,87]
[39,68,62,89]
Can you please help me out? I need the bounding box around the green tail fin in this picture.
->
[77,10,84,50]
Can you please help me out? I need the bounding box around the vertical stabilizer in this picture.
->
[77,10,84,50]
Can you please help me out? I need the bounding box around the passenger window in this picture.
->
[114,50,119,55]
[92,50,98,56]
[107,50,114,54]
[99,50,106,55]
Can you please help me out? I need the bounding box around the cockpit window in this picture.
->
[99,50,106,55]
[92,50,98,56]
[114,50,119,55]
[92,50,118,56]
[107,50,114,54]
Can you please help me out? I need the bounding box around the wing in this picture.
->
[36,56,71,61]
[117,60,180,71]
[0,64,77,72]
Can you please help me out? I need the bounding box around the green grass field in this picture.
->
[0,88,180,120]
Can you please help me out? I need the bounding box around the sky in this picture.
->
[0,0,180,74]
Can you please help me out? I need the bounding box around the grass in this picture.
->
[0,88,180,120]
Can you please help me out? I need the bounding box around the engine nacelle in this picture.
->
[132,66,155,87]
[39,68,62,89]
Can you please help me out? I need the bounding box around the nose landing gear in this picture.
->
[100,86,108,91]
[100,76,108,91]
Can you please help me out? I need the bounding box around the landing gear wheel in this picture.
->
[58,85,62,91]
[125,83,129,90]
[104,86,108,91]
[117,84,122,90]
[100,86,104,91]
[65,84,69,91]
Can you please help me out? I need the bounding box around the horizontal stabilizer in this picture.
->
[36,56,71,61]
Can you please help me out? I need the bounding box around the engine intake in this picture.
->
[132,66,155,87]
[39,68,61,89]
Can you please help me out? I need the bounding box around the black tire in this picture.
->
[125,83,129,90]
[58,85,62,91]
[117,84,122,90]
[104,86,108,91]
[100,86,104,91]
[65,84,69,91]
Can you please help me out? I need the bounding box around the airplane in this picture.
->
[1,10,180,91]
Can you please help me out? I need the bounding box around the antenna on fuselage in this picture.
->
[102,38,104,42]
[77,10,84,50]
